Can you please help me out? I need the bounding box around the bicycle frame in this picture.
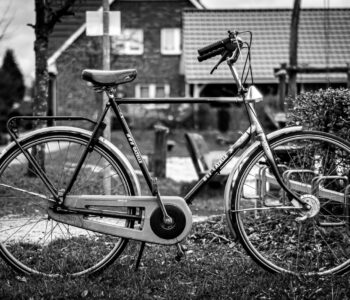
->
[3,31,350,277]
[5,60,301,210]
[102,59,302,206]
[2,57,306,246]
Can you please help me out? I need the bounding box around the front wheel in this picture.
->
[229,131,350,276]
[0,130,138,277]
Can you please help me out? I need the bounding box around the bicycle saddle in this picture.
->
[81,69,137,86]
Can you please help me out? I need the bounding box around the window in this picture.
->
[111,29,143,55]
[155,86,166,98]
[140,85,149,98]
[135,84,170,98]
[135,84,170,109]
[161,28,181,55]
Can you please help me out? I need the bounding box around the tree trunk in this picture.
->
[28,0,50,176]
[28,0,78,176]
[33,0,49,118]
[33,37,49,117]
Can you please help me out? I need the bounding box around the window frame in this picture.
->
[160,28,182,55]
[135,84,171,109]
[111,28,144,55]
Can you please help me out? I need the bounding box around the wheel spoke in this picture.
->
[230,132,350,276]
[0,133,134,276]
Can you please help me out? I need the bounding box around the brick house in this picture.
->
[49,6,350,131]
[183,10,350,103]
[48,0,204,126]
[182,8,350,129]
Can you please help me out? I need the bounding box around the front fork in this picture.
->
[246,102,306,207]
[228,59,306,207]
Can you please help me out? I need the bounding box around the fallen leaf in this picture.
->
[81,290,89,297]
[15,276,27,283]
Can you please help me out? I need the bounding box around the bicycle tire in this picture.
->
[228,131,350,276]
[0,128,139,277]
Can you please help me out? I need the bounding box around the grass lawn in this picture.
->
[1,216,349,299]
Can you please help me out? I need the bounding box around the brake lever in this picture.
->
[210,50,229,74]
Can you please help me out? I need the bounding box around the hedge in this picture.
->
[287,88,350,140]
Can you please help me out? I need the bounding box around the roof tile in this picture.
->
[183,9,350,84]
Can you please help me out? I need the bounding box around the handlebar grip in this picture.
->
[197,47,225,62]
[197,37,231,56]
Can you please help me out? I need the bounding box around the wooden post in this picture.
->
[185,83,190,98]
[277,63,287,112]
[47,69,57,126]
[193,84,206,129]
[153,124,169,178]
[287,0,301,108]
[193,84,200,130]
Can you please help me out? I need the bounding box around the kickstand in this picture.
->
[175,243,187,262]
[134,242,146,271]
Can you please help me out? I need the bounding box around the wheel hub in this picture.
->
[150,205,186,239]
[298,194,320,220]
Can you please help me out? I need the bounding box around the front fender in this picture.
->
[223,126,303,239]
[0,126,141,196]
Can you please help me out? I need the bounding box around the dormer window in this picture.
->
[161,28,181,55]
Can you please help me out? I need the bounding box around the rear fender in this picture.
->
[0,126,141,196]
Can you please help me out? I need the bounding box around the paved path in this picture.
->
[0,142,236,183]
[166,154,237,182]
[1,142,228,243]
[0,214,219,244]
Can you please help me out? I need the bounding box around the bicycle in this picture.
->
[1,30,350,277]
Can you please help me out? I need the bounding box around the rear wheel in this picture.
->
[0,131,137,276]
[229,131,350,276]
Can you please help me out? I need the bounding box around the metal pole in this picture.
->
[103,0,111,140]
[103,0,111,194]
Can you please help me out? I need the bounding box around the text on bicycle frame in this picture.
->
[126,133,143,164]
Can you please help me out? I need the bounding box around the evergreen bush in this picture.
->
[287,88,350,140]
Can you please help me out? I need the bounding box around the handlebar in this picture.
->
[197,47,225,62]
[197,31,244,74]
[197,37,231,56]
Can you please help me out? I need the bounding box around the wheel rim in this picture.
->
[233,133,350,276]
[0,133,134,276]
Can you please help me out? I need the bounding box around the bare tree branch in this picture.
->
[46,0,78,31]
[0,1,13,41]
[27,23,36,30]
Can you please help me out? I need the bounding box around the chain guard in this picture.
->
[48,195,192,245]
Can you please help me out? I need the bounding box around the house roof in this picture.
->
[183,9,350,84]
[48,0,204,66]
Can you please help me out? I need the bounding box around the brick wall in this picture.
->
[53,0,194,126]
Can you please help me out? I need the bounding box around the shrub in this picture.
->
[287,88,350,140]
